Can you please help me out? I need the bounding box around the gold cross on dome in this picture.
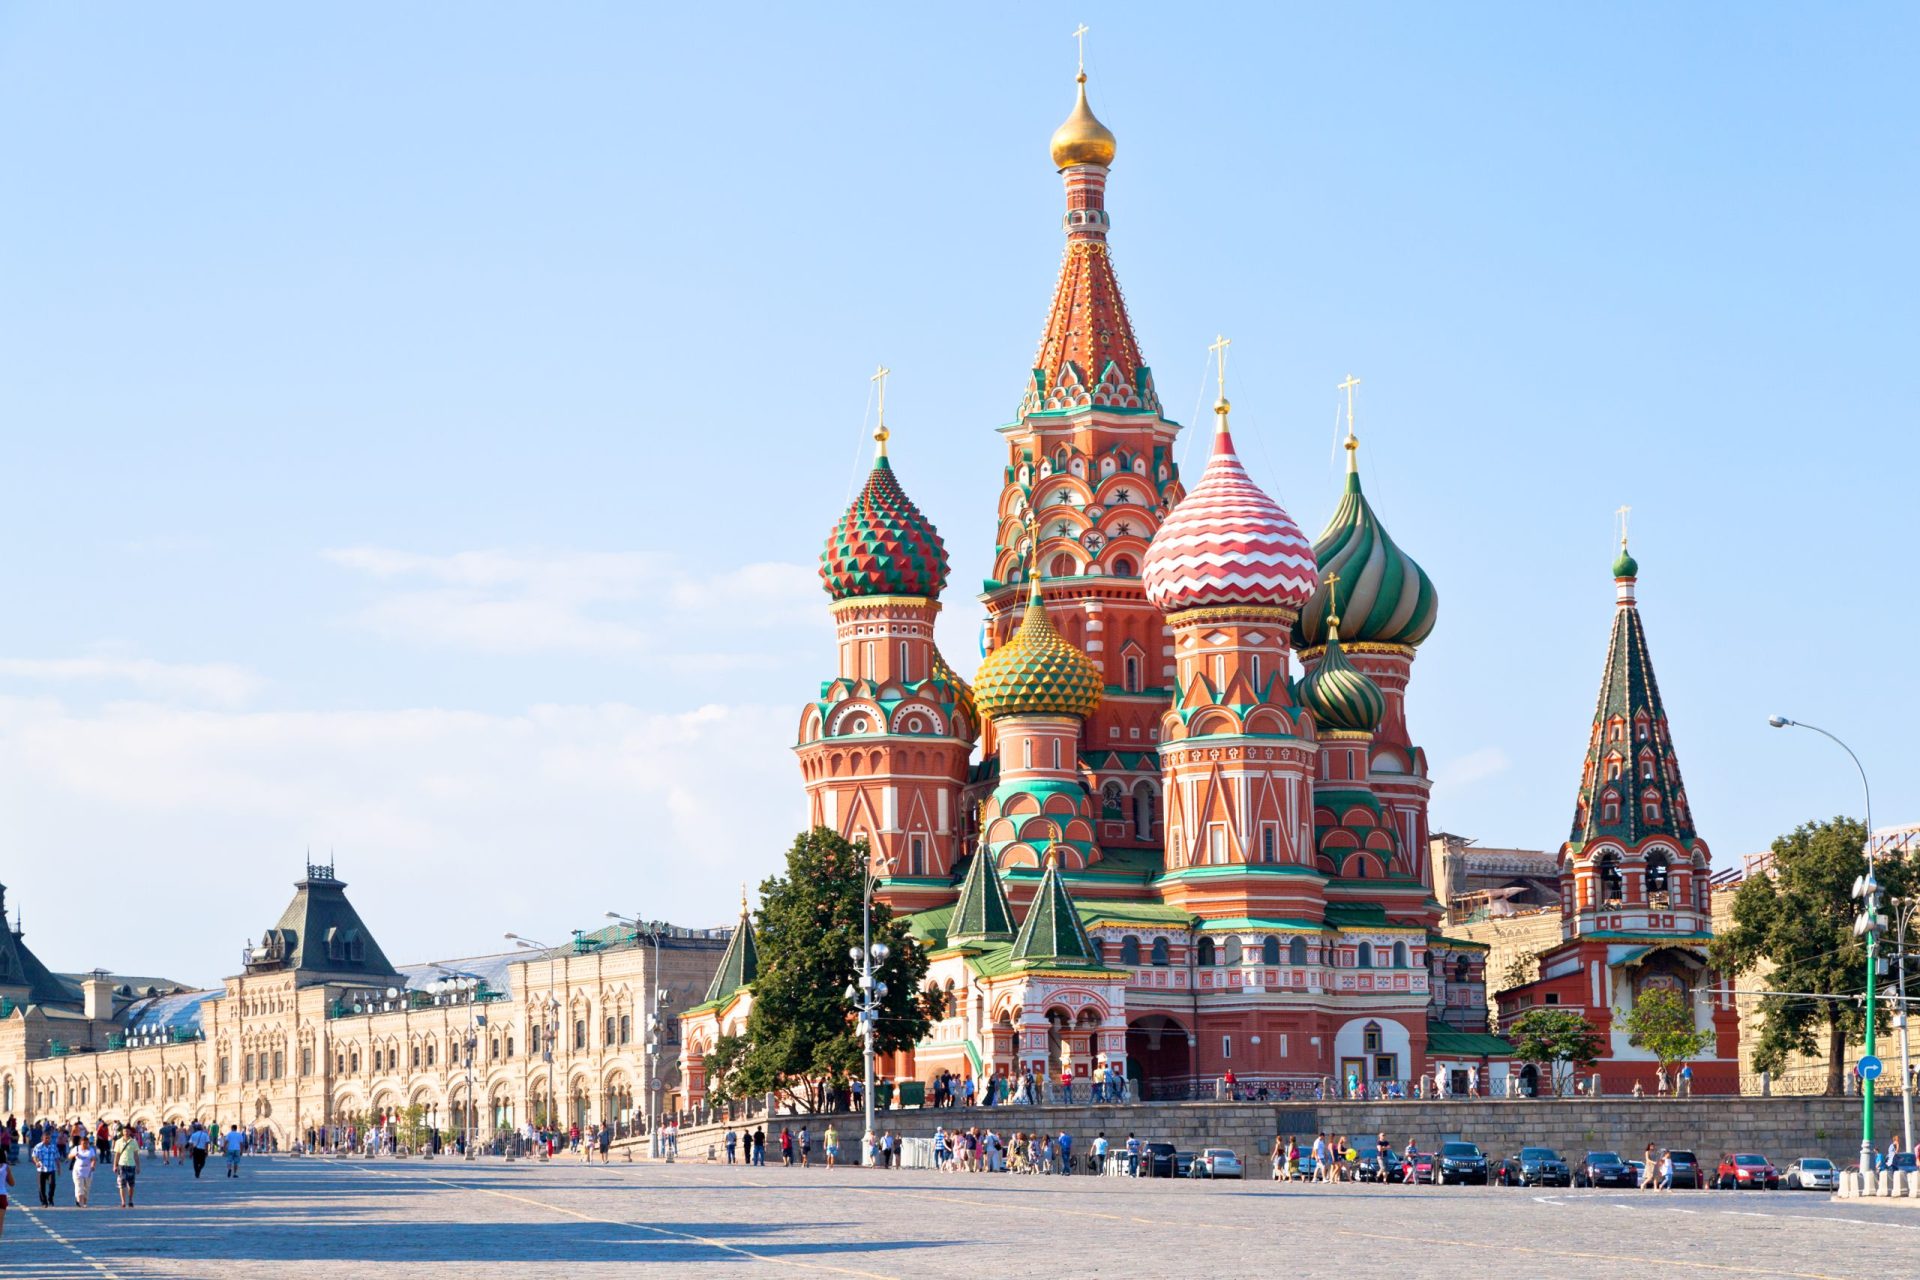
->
[1073,24,1089,73]
[1323,571,1342,625]
[1209,334,1231,403]
[1616,503,1632,548]
[1337,373,1361,438]
[871,363,891,452]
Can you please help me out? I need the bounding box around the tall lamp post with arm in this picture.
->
[431,966,488,1161]
[841,862,888,1167]
[607,914,675,1156]
[1768,715,1882,1165]
[505,934,563,1154]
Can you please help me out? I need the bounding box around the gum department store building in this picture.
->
[682,66,1736,1103]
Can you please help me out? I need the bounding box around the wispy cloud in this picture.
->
[0,693,805,979]
[0,656,264,706]
[323,547,824,665]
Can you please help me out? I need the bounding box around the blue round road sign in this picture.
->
[1860,1055,1883,1080]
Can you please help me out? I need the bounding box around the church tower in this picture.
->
[1293,394,1441,919]
[1142,355,1322,922]
[796,397,977,910]
[977,66,1185,860]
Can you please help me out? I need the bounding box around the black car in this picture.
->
[1576,1151,1636,1188]
[1141,1141,1178,1178]
[1667,1150,1705,1190]
[1356,1149,1404,1182]
[1497,1151,1574,1189]
[1438,1141,1488,1185]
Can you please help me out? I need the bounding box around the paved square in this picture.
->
[4,1155,1917,1278]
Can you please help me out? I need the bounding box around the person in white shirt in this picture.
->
[69,1136,98,1207]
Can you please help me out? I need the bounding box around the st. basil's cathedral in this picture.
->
[681,65,1738,1101]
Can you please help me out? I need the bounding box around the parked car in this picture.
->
[1401,1150,1436,1184]
[1356,1149,1404,1182]
[1501,1147,1572,1188]
[1891,1153,1919,1175]
[1715,1153,1779,1190]
[1174,1151,1198,1178]
[1626,1159,1646,1184]
[1667,1150,1706,1189]
[1191,1148,1243,1179]
[1783,1158,1838,1191]
[1575,1152,1637,1188]
[1138,1142,1178,1178]
[1437,1141,1488,1185]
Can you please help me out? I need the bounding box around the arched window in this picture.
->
[1646,850,1670,901]
[1197,937,1217,966]
[1643,794,1662,824]
[1393,941,1410,968]
[1150,937,1169,967]
[1133,783,1154,840]
[1453,957,1471,984]
[1288,937,1308,966]
[1598,853,1624,906]
[1112,556,1135,577]
[1120,936,1141,966]
[1090,937,1106,964]
[1124,655,1141,693]
[1356,942,1373,968]
[1261,937,1281,966]
[1224,938,1243,966]
[618,1014,631,1044]
[1602,792,1621,823]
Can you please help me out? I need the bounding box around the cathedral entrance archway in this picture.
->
[1125,1014,1191,1098]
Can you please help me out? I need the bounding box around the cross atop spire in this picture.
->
[1210,333,1232,431]
[1073,23,1089,76]
[871,363,892,456]
[1615,503,1631,550]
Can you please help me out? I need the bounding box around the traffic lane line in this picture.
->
[336,1162,905,1280]
[14,1205,126,1280]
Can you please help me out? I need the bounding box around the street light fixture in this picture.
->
[609,913,676,1156]
[432,965,487,1160]
[844,860,889,1166]
[1769,714,1883,1165]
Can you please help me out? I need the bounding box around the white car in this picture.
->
[1192,1147,1243,1179]
[1783,1157,1838,1191]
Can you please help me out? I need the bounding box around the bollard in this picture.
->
[1893,1171,1908,1197]
[1875,1170,1889,1197]
[1838,1171,1856,1198]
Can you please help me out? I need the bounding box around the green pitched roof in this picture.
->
[947,850,1017,944]
[1010,856,1101,968]
[1566,549,1698,854]
[702,907,758,1004]
[1426,1020,1512,1057]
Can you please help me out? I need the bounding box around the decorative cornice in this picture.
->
[1166,605,1301,626]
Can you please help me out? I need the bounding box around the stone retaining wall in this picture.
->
[665,1097,1887,1169]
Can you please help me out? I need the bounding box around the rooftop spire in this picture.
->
[1210,333,1232,433]
[1050,25,1116,169]
[871,362,891,458]
[1339,373,1362,473]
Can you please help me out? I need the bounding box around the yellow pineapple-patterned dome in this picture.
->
[973,584,1104,720]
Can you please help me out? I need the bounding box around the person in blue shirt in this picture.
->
[1056,1130,1073,1175]
[31,1134,59,1207]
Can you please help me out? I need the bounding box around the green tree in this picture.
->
[1504,1008,1605,1096]
[1710,817,1913,1095]
[730,828,939,1112]
[701,1032,750,1105]
[1620,986,1716,1074]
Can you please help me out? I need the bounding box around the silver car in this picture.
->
[1192,1147,1243,1179]
[1783,1157,1837,1191]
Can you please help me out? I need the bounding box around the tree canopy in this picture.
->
[1504,1008,1604,1095]
[725,827,939,1112]
[1620,985,1715,1072]
[1710,816,1911,1094]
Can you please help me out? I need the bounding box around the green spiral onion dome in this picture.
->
[1612,541,1639,579]
[1296,608,1386,735]
[1293,443,1438,651]
[820,453,950,602]
[973,583,1104,721]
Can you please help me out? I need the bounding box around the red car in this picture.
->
[1404,1150,1438,1184]
[1715,1153,1779,1190]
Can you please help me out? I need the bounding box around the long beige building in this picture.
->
[0,865,729,1143]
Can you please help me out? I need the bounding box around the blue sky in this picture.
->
[2,4,1915,982]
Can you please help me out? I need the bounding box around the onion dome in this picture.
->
[1296,592,1385,735]
[819,429,949,602]
[929,645,980,743]
[1612,539,1639,580]
[1294,434,1437,650]
[1142,397,1318,615]
[1050,73,1117,169]
[973,582,1103,720]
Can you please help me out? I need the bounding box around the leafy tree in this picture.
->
[1710,817,1913,1095]
[1620,985,1716,1074]
[730,828,938,1112]
[701,1033,750,1105]
[1502,947,1544,993]
[1504,1008,1604,1096]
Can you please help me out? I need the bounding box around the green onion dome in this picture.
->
[1612,541,1638,579]
[1296,605,1385,735]
[1293,439,1437,651]
[973,583,1104,721]
[820,447,950,602]
[930,645,981,743]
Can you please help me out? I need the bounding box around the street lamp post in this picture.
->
[607,914,675,1156]
[1768,715,1882,1164]
[432,966,487,1160]
[841,865,888,1167]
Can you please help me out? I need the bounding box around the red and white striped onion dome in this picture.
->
[1142,403,1318,614]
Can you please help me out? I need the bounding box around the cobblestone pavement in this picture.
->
[4,1156,1918,1279]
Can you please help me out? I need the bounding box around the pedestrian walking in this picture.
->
[824,1124,839,1169]
[31,1132,58,1207]
[725,1127,738,1165]
[223,1125,246,1178]
[112,1128,140,1208]
[186,1122,210,1178]
[69,1136,97,1208]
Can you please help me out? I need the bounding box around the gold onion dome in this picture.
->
[1296,603,1385,736]
[1049,73,1117,169]
[973,583,1104,720]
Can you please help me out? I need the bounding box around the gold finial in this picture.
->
[1209,334,1232,430]
[1050,25,1116,168]
[1616,503,1631,550]
[741,882,750,914]
[1045,843,1060,871]
[870,363,891,456]
[1338,373,1361,472]
[1324,571,1342,631]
